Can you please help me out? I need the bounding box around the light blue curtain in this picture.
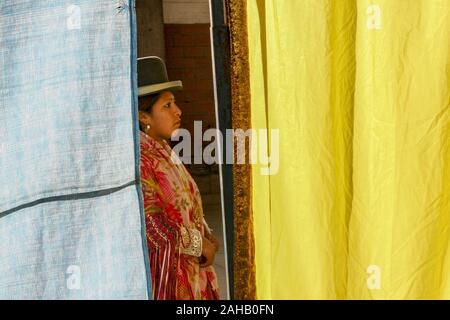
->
[0,0,151,299]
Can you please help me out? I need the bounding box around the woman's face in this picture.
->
[140,91,182,141]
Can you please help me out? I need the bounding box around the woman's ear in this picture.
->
[138,110,151,123]
[138,110,144,120]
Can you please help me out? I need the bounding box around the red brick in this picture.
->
[160,24,218,142]
[164,24,178,30]
[184,46,211,58]
[193,33,212,47]
[179,24,210,35]
[187,92,205,102]
[166,68,184,80]
[166,37,174,48]
[195,70,213,81]
[176,96,191,105]
[196,90,214,100]
[195,79,214,90]
[182,70,196,80]
[171,34,195,47]
[169,57,196,69]
[196,101,214,110]
[192,58,212,69]
[165,46,184,58]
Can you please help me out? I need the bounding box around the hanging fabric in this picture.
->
[247,0,449,299]
[0,0,151,299]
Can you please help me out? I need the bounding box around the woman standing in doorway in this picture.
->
[137,56,220,300]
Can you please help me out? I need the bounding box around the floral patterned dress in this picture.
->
[139,131,220,300]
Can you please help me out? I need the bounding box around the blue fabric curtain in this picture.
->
[0,0,151,299]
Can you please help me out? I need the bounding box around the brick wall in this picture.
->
[164,24,216,137]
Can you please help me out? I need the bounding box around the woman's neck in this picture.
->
[146,131,166,147]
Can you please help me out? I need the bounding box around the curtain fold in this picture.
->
[248,0,449,299]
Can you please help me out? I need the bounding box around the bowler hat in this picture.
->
[137,56,183,97]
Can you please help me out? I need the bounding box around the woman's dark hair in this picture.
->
[138,93,160,113]
[138,93,160,132]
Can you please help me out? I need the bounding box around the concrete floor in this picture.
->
[203,201,229,300]
[195,171,230,300]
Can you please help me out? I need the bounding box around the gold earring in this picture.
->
[145,124,151,133]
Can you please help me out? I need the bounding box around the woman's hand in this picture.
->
[205,232,220,252]
[200,236,216,268]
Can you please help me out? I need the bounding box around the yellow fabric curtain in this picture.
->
[248,0,449,299]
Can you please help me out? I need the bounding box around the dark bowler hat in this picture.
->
[137,56,183,97]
